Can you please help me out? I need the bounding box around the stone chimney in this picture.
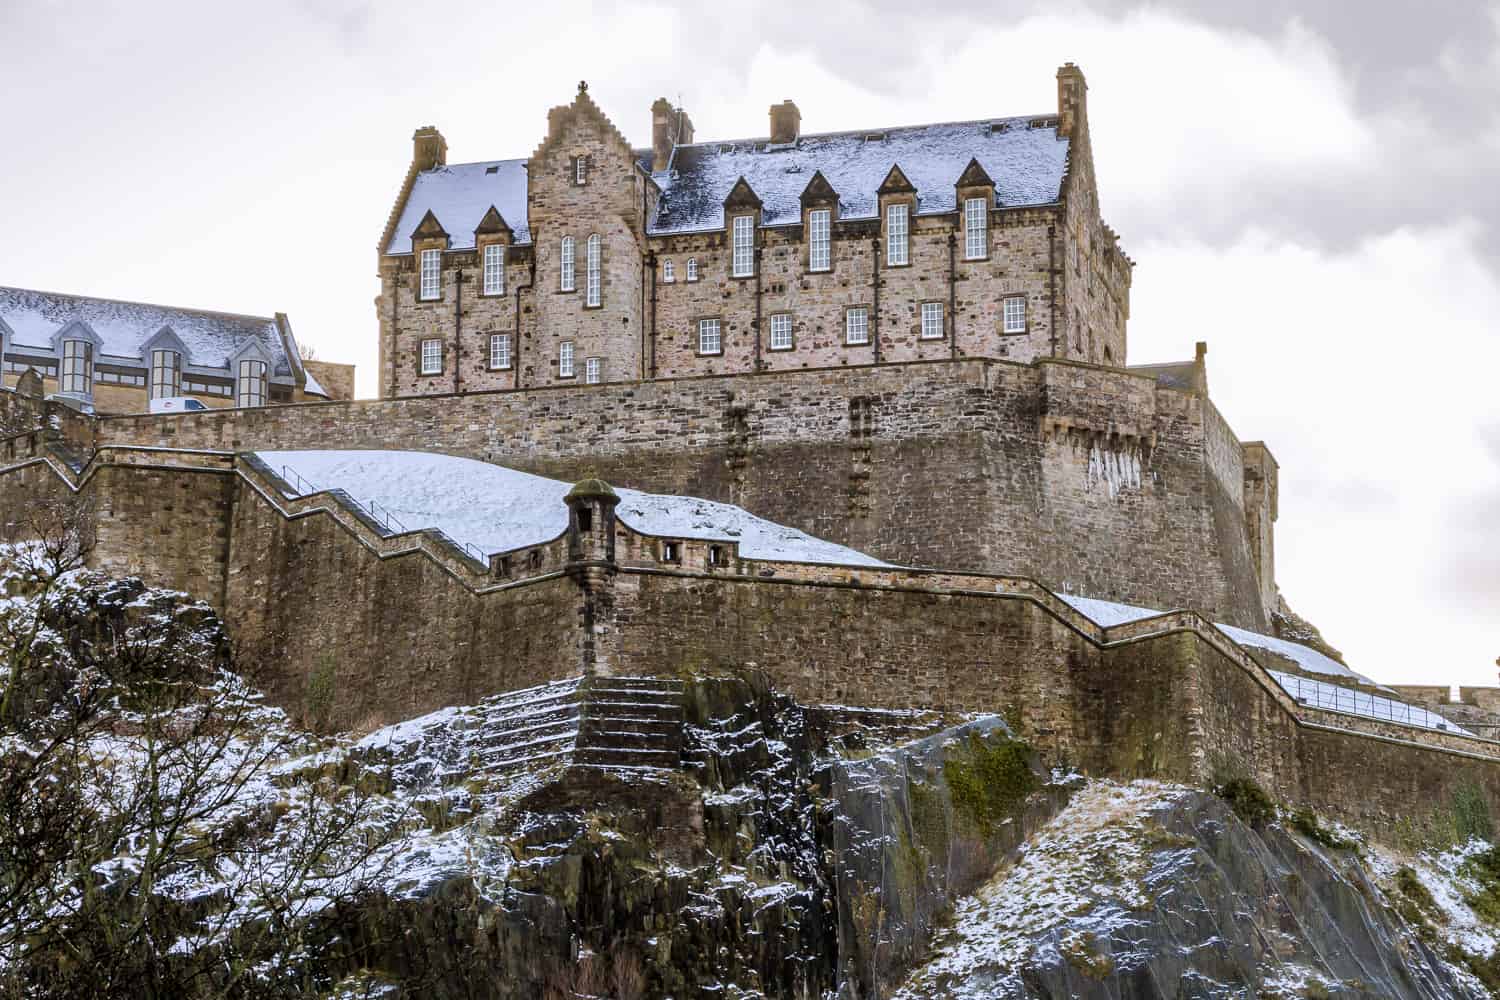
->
[651,99,695,172]
[1193,341,1209,396]
[1056,63,1087,140]
[769,100,801,144]
[412,126,447,171]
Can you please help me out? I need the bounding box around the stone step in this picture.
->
[584,699,683,717]
[580,716,680,735]
[475,704,581,737]
[484,747,575,774]
[572,746,680,768]
[589,676,685,691]
[478,716,580,749]
[579,729,681,751]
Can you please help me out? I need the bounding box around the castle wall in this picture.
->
[90,359,1271,627]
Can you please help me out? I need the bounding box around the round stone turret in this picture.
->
[565,477,619,565]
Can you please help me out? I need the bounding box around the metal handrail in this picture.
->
[1278,672,1450,733]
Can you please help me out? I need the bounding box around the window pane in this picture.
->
[420,249,442,300]
[886,204,908,266]
[237,359,267,407]
[560,237,575,291]
[846,308,868,344]
[150,350,181,399]
[586,235,601,306]
[1003,296,1026,333]
[732,216,754,276]
[483,244,505,295]
[921,302,943,339]
[490,333,511,369]
[809,209,830,271]
[585,357,602,384]
[559,341,574,377]
[770,313,792,350]
[420,339,442,375]
[663,260,674,283]
[698,319,721,354]
[964,198,987,259]
[687,258,698,281]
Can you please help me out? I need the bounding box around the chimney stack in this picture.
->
[412,126,448,171]
[651,98,695,173]
[1056,63,1087,140]
[769,100,801,144]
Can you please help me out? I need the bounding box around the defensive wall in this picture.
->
[49,355,1276,629]
[0,438,1492,845]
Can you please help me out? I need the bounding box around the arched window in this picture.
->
[663,259,675,283]
[60,340,92,395]
[686,257,699,281]
[585,234,602,306]
[150,349,181,399]
[237,359,267,407]
[560,236,575,292]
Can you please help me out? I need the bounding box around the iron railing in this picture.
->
[1273,670,1456,734]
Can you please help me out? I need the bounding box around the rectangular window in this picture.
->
[1002,296,1027,334]
[558,341,574,378]
[808,209,831,272]
[585,357,602,384]
[585,235,601,306]
[483,244,505,295]
[236,359,267,407]
[149,349,180,399]
[964,197,988,260]
[661,540,679,563]
[698,318,722,355]
[560,237,575,292]
[489,333,512,369]
[663,260,675,283]
[731,215,754,277]
[920,302,943,340]
[575,156,587,185]
[769,313,793,351]
[886,203,909,266]
[419,248,442,300]
[60,340,92,395]
[419,338,442,375]
[845,307,869,345]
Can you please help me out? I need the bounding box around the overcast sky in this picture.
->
[1,0,1496,686]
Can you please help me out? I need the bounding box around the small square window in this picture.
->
[769,313,793,351]
[845,307,869,346]
[920,302,943,340]
[698,318,722,355]
[661,540,680,563]
[420,339,442,375]
[1002,296,1027,334]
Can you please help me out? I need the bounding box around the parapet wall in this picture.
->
[89,357,1274,628]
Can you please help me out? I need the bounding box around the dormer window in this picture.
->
[419,248,442,300]
[808,209,831,272]
[236,359,267,407]
[149,349,180,399]
[964,197,988,260]
[886,204,909,266]
[663,260,675,283]
[483,244,505,295]
[585,234,602,307]
[560,237,576,292]
[731,216,755,277]
[686,257,699,281]
[60,340,92,395]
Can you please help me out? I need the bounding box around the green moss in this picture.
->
[1462,847,1500,925]
[1059,931,1113,980]
[303,652,337,734]
[1287,808,1353,851]
[942,732,1037,836]
[1215,777,1274,827]
[1391,865,1441,938]
[1453,783,1495,844]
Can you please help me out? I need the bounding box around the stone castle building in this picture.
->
[377,65,1129,395]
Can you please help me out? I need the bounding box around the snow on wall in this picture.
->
[1086,442,1142,498]
[253,449,889,567]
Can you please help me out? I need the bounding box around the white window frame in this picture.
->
[731,215,754,277]
[1002,296,1027,334]
[489,333,512,370]
[575,156,587,185]
[585,234,601,306]
[560,236,575,292]
[663,260,675,283]
[769,313,793,351]
[845,307,869,346]
[236,358,267,407]
[697,318,722,355]
[584,357,602,384]
[419,248,442,300]
[886,203,909,266]
[686,257,699,281]
[920,302,944,340]
[482,243,505,295]
[60,340,92,395]
[558,340,574,378]
[964,197,988,260]
[149,349,180,399]
[419,339,442,375]
[808,209,831,272]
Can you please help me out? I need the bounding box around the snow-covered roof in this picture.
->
[382,115,1069,254]
[649,115,1070,235]
[253,449,889,567]
[384,160,531,255]
[0,286,294,376]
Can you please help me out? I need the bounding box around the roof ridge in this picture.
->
[425,157,529,172]
[0,285,277,325]
[671,111,1059,153]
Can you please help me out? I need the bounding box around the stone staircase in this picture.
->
[469,678,585,776]
[575,676,686,770]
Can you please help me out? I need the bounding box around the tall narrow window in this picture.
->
[808,209,831,272]
[489,333,512,369]
[575,156,587,185]
[558,341,574,377]
[731,215,754,277]
[698,318,721,355]
[686,257,699,281]
[585,357,602,384]
[560,237,576,292]
[964,197,988,260]
[483,244,505,295]
[585,234,602,306]
[60,340,92,395]
[150,349,180,398]
[845,307,869,345]
[1002,296,1027,334]
[663,260,675,283]
[920,302,943,340]
[419,248,442,300]
[236,359,267,407]
[886,203,909,266]
[769,313,793,351]
[420,339,442,375]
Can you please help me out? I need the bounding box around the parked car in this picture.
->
[149,396,210,414]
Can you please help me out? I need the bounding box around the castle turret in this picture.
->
[565,477,620,566]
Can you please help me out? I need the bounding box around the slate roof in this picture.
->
[383,113,1069,254]
[0,286,297,377]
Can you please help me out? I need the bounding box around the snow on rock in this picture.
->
[254,449,890,567]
